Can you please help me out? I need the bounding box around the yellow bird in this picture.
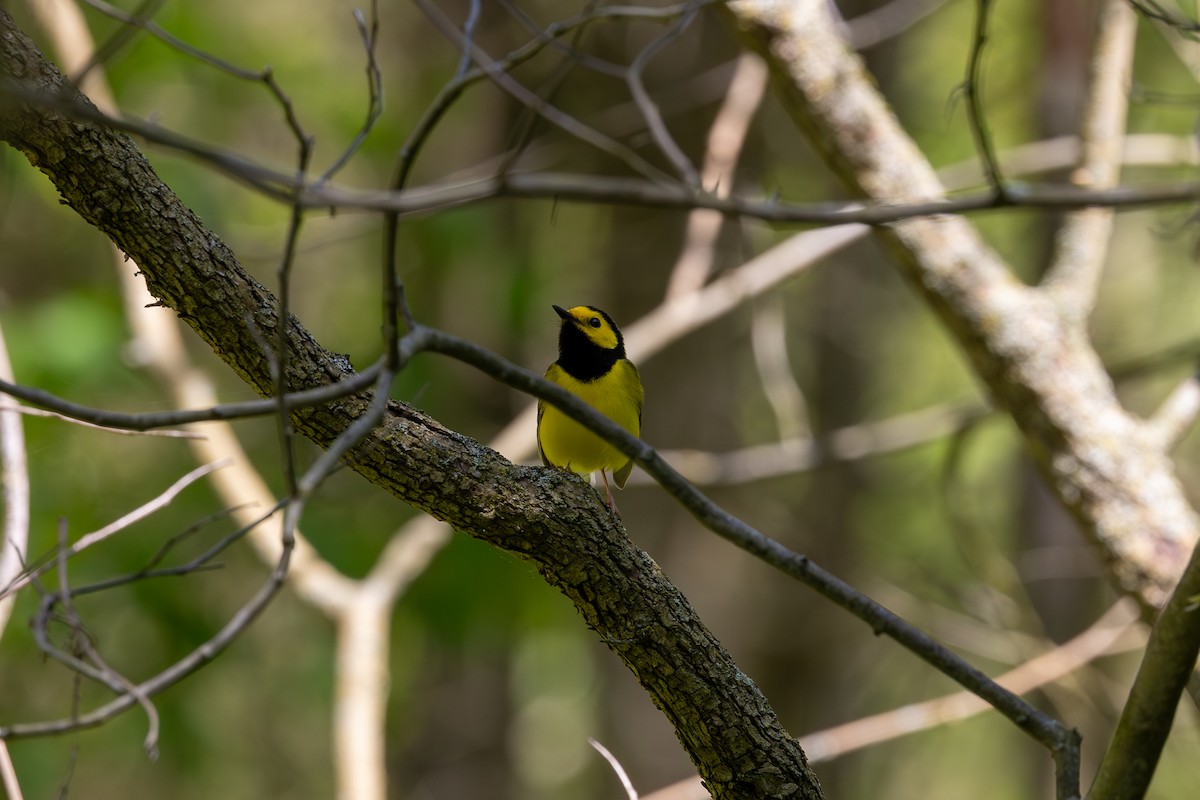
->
[538,304,644,514]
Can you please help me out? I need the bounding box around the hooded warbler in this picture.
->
[538,304,644,514]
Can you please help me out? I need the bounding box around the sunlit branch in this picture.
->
[801,599,1141,762]
[841,0,952,50]
[631,401,984,486]
[1040,0,1136,317]
[664,51,768,298]
[750,295,810,441]
[0,322,29,644]
[727,4,1199,797]
[1145,375,1200,450]
[0,741,22,800]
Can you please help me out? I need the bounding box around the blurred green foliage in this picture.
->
[4,1,1200,799]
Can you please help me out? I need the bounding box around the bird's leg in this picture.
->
[600,469,621,518]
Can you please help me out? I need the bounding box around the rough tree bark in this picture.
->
[0,10,823,800]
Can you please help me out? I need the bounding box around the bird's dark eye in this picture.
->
[589,317,602,328]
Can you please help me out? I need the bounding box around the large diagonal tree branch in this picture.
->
[0,11,819,799]
[725,2,1200,798]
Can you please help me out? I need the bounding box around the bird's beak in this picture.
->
[553,304,572,321]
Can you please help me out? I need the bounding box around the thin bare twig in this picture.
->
[77,0,316,175]
[390,2,710,191]
[0,367,383,432]
[0,404,201,438]
[319,2,384,184]
[961,0,1005,193]
[625,3,703,186]
[46,534,162,758]
[0,461,228,601]
[2,543,294,740]
[79,0,270,79]
[590,738,639,800]
[411,0,676,184]
[11,74,1200,225]
[1130,0,1200,32]
[69,0,166,90]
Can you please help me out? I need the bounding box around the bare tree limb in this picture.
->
[664,51,768,298]
[1146,375,1200,450]
[841,0,952,50]
[726,0,1194,613]
[634,401,983,486]
[0,322,29,643]
[1041,0,1137,318]
[0,740,23,800]
[724,3,1200,797]
[798,599,1141,762]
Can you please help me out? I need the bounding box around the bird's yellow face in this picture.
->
[557,305,621,351]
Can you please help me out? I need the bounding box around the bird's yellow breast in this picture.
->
[538,360,642,481]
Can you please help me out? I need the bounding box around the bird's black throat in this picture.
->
[557,320,623,381]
